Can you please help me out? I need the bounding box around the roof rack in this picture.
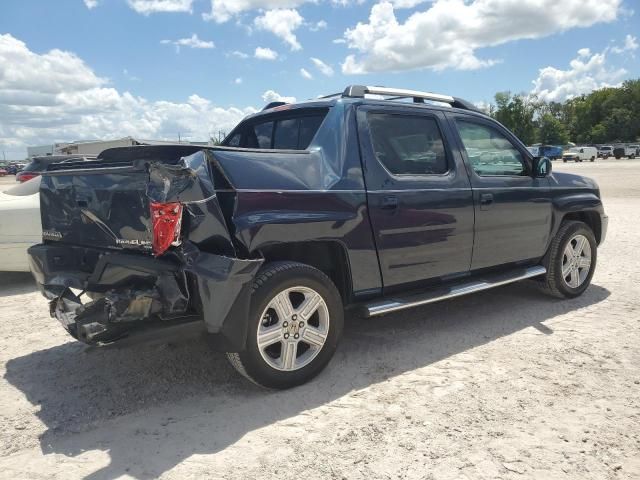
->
[333,85,480,112]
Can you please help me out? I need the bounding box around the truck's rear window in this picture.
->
[224,109,328,150]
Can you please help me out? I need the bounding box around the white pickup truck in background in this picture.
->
[562,146,597,163]
[613,145,637,159]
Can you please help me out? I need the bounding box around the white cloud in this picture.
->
[84,0,99,9]
[611,34,638,54]
[0,34,256,157]
[254,9,304,51]
[310,20,328,31]
[623,34,639,51]
[202,0,369,22]
[203,0,307,23]
[127,0,193,14]
[123,69,140,81]
[254,46,279,60]
[311,57,334,76]
[229,50,250,59]
[300,68,313,79]
[234,77,243,84]
[531,47,627,102]
[262,90,297,103]
[341,0,621,74]
[161,34,215,52]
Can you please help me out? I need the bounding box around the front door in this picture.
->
[447,114,552,270]
[357,106,475,290]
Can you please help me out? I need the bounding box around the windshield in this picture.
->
[3,176,41,196]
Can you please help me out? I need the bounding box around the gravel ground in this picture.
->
[0,160,639,480]
[0,176,19,191]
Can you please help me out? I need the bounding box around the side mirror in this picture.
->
[533,157,552,177]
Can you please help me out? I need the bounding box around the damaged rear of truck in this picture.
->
[28,100,376,388]
[28,145,267,348]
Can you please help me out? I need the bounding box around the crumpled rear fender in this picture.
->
[146,150,237,257]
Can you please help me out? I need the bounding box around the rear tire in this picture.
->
[540,221,597,299]
[226,262,343,389]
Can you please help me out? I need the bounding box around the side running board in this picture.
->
[365,266,546,317]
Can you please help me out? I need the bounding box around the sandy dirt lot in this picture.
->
[0,160,639,480]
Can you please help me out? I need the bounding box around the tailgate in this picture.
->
[38,145,234,256]
[40,164,153,252]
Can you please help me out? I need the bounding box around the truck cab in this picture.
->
[28,85,608,389]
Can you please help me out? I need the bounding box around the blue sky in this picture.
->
[0,0,638,158]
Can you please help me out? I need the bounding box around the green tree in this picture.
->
[537,113,569,145]
[588,124,608,144]
[492,92,539,144]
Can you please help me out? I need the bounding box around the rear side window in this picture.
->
[226,109,328,150]
[273,118,299,149]
[367,113,449,175]
[251,121,274,149]
[226,132,241,147]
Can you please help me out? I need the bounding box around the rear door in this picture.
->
[357,105,475,290]
[447,113,552,270]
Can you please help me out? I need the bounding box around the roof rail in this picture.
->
[341,85,481,112]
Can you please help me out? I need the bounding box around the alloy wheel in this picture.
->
[561,234,592,288]
[256,286,330,371]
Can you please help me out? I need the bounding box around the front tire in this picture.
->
[226,262,344,389]
[540,221,597,299]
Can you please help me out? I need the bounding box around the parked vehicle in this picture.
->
[16,155,95,182]
[527,145,563,160]
[613,145,636,159]
[0,177,42,271]
[597,146,613,158]
[562,147,597,162]
[28,85,608,389]
[629,145,640,157]
[0,168,6,177]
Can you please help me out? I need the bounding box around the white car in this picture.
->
[597,145,613,158]
[562,146,597,163]
[0,177,41,272]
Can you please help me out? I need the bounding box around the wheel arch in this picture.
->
[257,241,353,305]
[561,210,603,245]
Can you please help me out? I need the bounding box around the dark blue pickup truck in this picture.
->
[28,85,608,388]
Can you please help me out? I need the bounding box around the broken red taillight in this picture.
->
[150,202,183,256]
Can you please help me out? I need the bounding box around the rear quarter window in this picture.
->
[225,108,328,150]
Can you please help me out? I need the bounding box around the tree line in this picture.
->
[488,78,640,146]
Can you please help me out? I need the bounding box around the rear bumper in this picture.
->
[28,243,263,349]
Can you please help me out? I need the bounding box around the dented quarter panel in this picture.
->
[147,151,236,257]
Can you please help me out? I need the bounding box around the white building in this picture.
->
[26,144,56,157]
